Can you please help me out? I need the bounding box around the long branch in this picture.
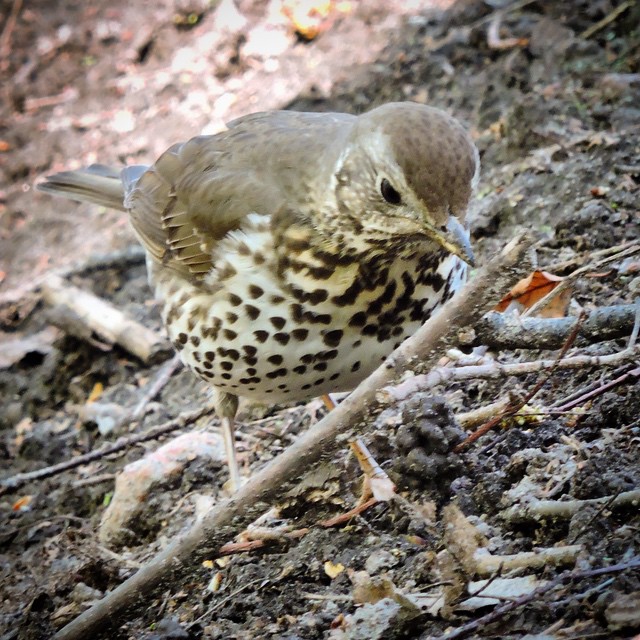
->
[52,235,533,640]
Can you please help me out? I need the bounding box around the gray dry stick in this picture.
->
[53,233,532,640]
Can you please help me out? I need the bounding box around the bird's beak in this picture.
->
[424,216,475,267]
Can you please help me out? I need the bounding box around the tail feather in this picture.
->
[37,164,126,212]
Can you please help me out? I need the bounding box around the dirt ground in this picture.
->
[1,0,639,638]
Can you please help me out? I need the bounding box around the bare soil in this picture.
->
[1,1,639,639]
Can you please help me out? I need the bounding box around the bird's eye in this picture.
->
[380,178,401,205]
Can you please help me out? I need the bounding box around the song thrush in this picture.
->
[38,102,479,490]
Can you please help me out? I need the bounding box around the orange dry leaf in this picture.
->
[0,140,11,152]
[87,381,104,403]
[13,495,33,511]
[495,270,570,318]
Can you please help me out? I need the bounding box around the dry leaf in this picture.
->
[495,270,570,318]
[87,382,104,403]
[324,560,345,579]
[279,0,351,39]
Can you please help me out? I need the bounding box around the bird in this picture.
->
[37,102,479,491]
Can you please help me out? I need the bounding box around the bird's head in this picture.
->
[332,102,479,266]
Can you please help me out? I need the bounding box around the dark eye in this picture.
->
[380,178,401,205]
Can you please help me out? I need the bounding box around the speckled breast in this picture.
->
[150,221,467,405]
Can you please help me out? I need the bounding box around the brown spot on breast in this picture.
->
[228,294,242,306]
[254,330,269,343]
[293,365,306,374]
[248,285,264,299]
[226,312,238,324]
[220,361,233,371]
[349,311,366,327]
[270,317,286,330]
[318,349,338,360]
[245,305,260,320]
[322,329,343,347]
[268,354,283,365]
[266,368,288,379]
[190,335,200,347]
[218,263,237,280]
[291,328,308,341]
[362,324,377,336]
[274,332,290,345]
[217,347,240,361]
[178,333,188,344]
[223,329,237,340]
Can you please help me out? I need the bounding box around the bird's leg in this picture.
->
[214,391,242,492]
[320,395,395,505]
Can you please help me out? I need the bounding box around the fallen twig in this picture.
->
[464,304,639,350]
[456,397,514,430]
[554,365,640,411]
[52,234,533,640]
[0,406,215,495]
[454,311,586,451]
[501,489,640,523]
[544,239,639,273]
[41,274,172,364]
[129,353,183,421]
[378,345,639,405]
[474,545,582,577]
[427,556,640,640]
[579,0,636,39]
[0,0,22,65]
[318,497,379,528]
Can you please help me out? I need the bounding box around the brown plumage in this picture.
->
[38,102,479,490]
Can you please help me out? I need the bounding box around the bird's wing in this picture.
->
[125,110,354,280]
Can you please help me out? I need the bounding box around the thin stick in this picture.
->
[130,354,183,421]
[579,0,636,39]
[543,239,638,273]
[0,0,23,63]
[428,557,640,640]
[554,365,640,411]
[453,312,584,452]
[52,234,533,640]
[379,346,638,405]
[502,489,640,523]
[0,406,215,495]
